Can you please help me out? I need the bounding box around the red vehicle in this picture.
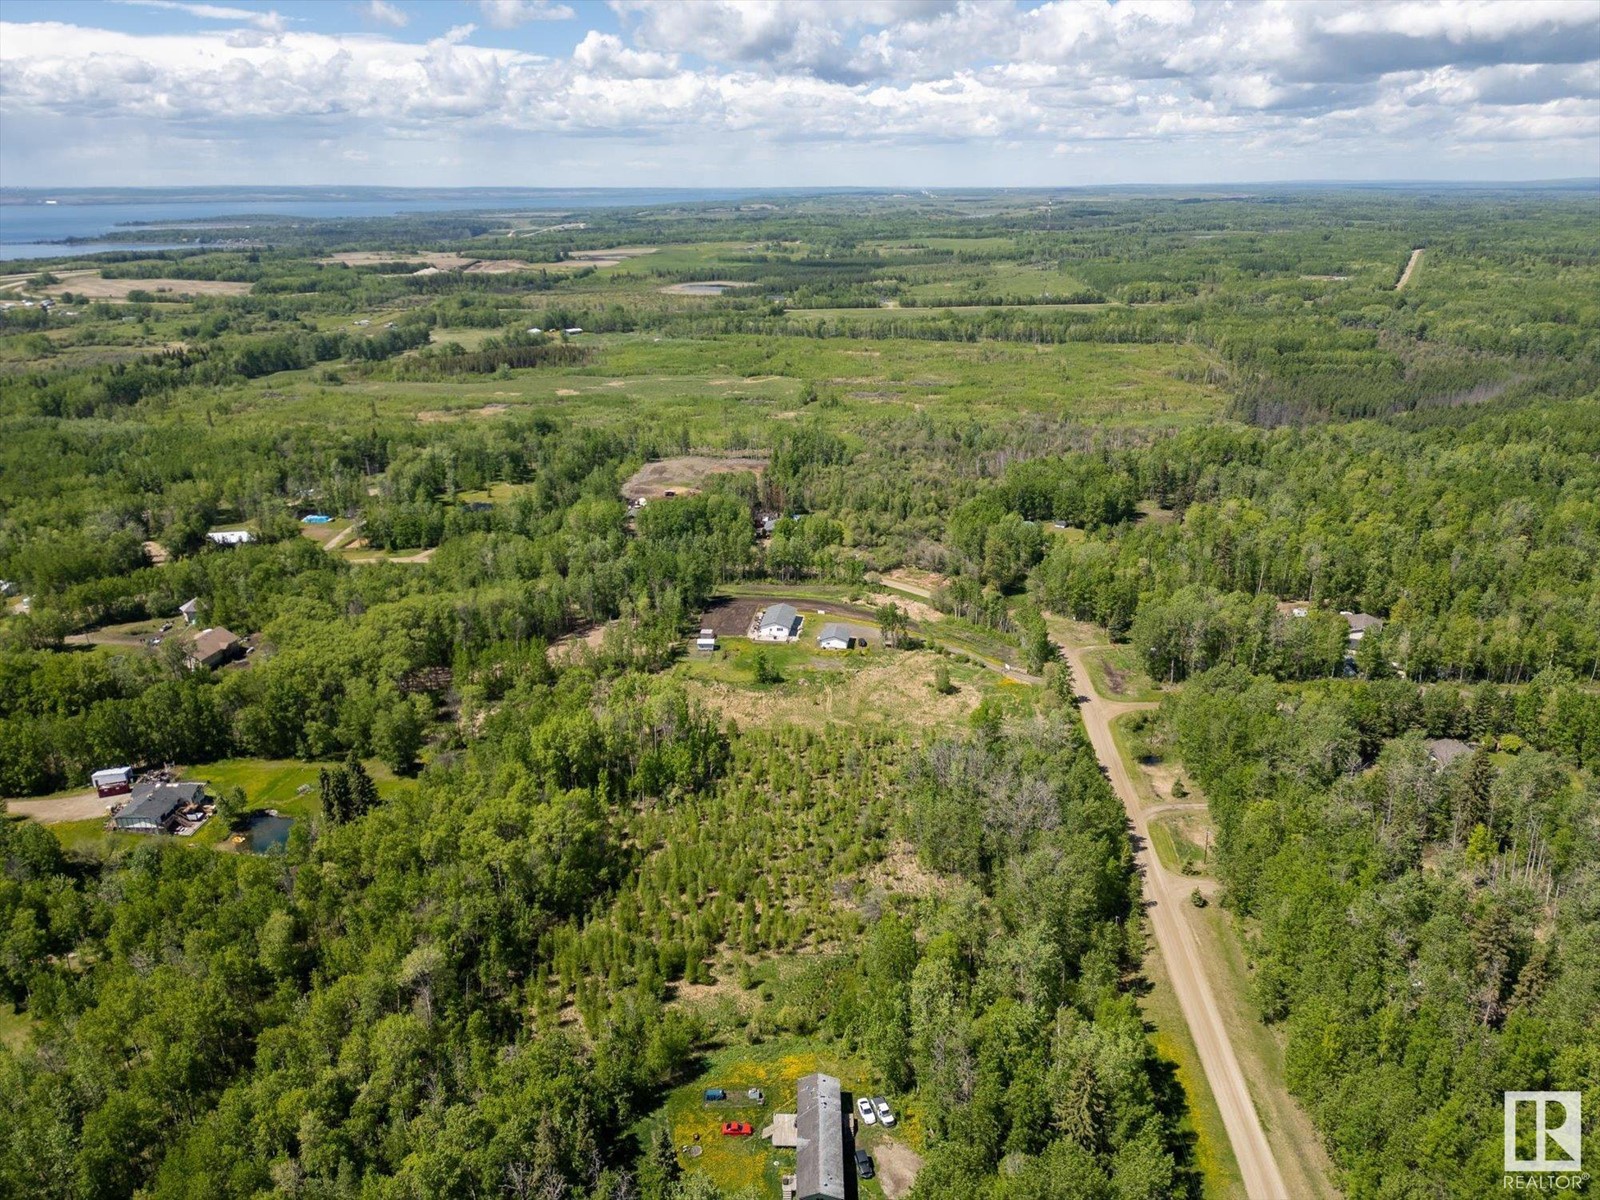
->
[720,1121,754,1137]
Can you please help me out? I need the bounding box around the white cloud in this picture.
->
[477,0,574,29]
[1,1,1596,184]
[363,1,408,30]
[114,0,286,34]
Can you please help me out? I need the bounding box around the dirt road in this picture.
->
[1396,248,1423,290]
[7,790,107,824]
[1060,641,1291,1200]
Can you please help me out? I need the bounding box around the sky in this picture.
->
[0,0,1597,188]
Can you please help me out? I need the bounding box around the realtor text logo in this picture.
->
[1505,1092,1582,1174]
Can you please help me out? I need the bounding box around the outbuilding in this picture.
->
[754,604,802,642]
[816,623,854,651]
[696,628,717,651]
[91,766,134,799]
[179,597,200,625]
[206,530,254,546]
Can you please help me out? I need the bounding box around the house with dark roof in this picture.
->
[1341,611,1384,651]
[794,1073,846,1200]
[1426,738,1474,769]
[113,781,206,833]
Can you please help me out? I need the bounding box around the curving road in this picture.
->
[1061,641,1291,1200]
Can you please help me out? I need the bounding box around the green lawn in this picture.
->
[649,1039,913,1199]
[0,1003,36,1054]
[1109,713,1165,808]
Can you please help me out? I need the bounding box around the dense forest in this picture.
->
[1,187,1596,1199]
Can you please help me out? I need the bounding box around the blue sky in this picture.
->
[2,1,1596,188]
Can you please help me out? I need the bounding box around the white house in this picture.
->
[754,604,801,642]
[696,628,717,651]
[206,530,254,546]
[817,622,853,651]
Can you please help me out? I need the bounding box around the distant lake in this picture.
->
[0,188,820,260]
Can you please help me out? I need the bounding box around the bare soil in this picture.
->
[622,455,768,501]
[42,276,252,300]
[8,791,107,824]
[320,251,477,269]
[463,259,533,274]
[873,1139,924,1199]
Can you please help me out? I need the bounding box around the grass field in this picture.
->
[650,1039,911,1199]
[1082,644,1164,703]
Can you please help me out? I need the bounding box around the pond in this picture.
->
[242,813,294,853]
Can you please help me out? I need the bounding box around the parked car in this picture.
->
[856,1096,877,1125]
[720,1121,754,1137]
[855,1150,875,1179]
[872,1096,896,1126]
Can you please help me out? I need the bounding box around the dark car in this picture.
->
[855,1149,875,1179]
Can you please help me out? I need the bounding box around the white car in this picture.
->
[872,1096,896,1126]
[856,1097,877,1125]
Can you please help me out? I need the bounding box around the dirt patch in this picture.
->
[555,389,581,396]
[463,259,533,274]
[41,276,252,300]
[879,569,947,599]
[1396,248,1424,291]
[622,455,768,501]
[416,404,509,423]
[864,591,941,626]
[7,791,108,824]
[685,649,978,733]
[873,1138,924,1199]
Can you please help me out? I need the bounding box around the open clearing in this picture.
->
[1396,248,1424,290]
[41,275,253,299]
[320,251,477,269]
[6,790,107,824]
[623,454,768,500]
[416,403,510,422]
[660,280,754,295]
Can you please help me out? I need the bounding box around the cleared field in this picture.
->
[660,280,755,295]
[320,251,477,269]
[1082,644,1163,703]
[6,790,107,824]
[41,275,253,299]
[623,454,767,500]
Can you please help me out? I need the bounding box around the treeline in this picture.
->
[1025,401,1600,683]
[1162,668,1600,1195]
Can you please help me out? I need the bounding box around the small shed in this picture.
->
[755,604,802,642]
[206,530,254,546]
[91,766,134,799]
[178,597,200,625]
[696,628,717,651]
